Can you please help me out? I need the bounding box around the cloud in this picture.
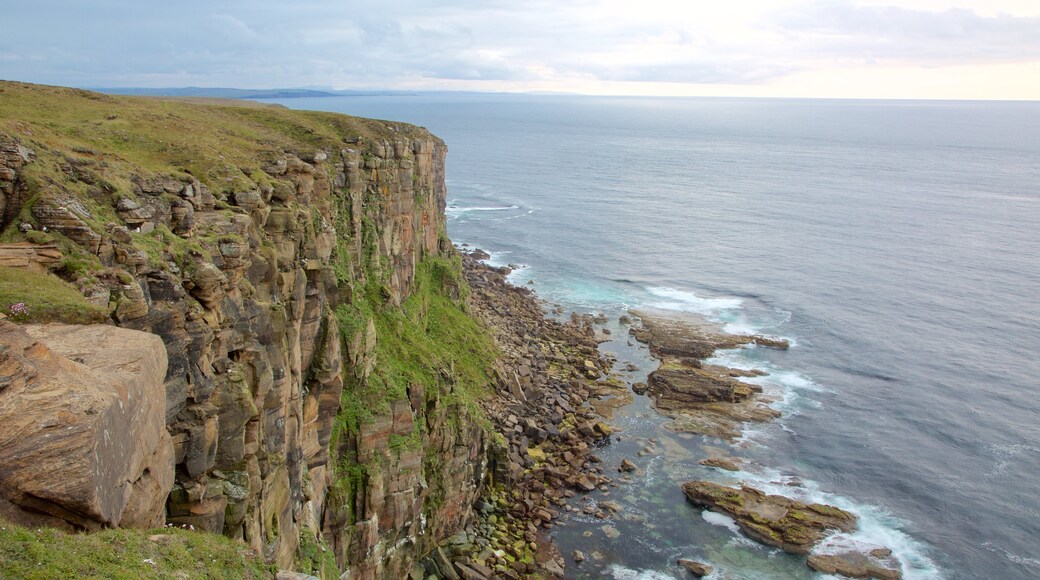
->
[1,1,1039,93]
[770,2,1040,63]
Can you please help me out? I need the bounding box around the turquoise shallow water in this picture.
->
[266,94,1040,579]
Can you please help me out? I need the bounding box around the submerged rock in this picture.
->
[681,481,857,554]
[699,456,742,471]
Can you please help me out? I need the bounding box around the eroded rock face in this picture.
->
[0,321,173,530]
[4,112,462,575]
[681,481,857,554]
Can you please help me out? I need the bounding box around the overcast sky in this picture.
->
[3,0,1040,99]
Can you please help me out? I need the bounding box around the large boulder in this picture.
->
[0,321,174,530]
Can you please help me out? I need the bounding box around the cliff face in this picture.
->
[0,82,493,577]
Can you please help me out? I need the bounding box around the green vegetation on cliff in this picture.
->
[0,520,275,579]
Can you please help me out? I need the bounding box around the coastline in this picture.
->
[455,248,911,579]
[418,251,628,578]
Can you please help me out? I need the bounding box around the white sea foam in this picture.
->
[984,442,1040,477]
[982,542,1040,570]
[445,204,520,213]
[645,286,743,315]
[702,510,741,533]
[725,467,944,579]
[606,565,676,580]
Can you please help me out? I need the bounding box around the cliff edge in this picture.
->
[0,81,486,578]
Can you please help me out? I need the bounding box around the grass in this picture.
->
[0,265,108,323]
[328,253,500,524]
[0,81,432,200]
[0,519,276,579]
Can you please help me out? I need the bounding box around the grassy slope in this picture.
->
[0,520,275,579]
[0,265,108,323]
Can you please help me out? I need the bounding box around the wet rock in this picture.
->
[699,457,741,471]
[682,481,857,554]
[807,550,903,579]
[619,459,637,472]
[677,559,713,577]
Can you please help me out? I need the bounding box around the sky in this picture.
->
[3,1,1040,100]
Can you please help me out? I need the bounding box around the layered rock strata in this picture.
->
[0,82,491,576]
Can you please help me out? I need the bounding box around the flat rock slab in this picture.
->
[808,550,903,579]
[0,321,173,530]
[682,481,857,554]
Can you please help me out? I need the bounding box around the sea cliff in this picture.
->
[0,82,612,578]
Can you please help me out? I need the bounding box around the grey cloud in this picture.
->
[5,1,1037,90]
[771,2,1040,62]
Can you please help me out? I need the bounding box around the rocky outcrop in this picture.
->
[682,481,856,554]
[0,320,173,530]
[0,140,34,227]
[0,243,62,273]
[633,311,784,439]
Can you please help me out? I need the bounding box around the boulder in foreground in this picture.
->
[0,321,173,530]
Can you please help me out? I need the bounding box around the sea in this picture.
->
[261,94,1040,579]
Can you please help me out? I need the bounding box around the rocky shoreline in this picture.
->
[424,257,907,579]
[415,252,628,579]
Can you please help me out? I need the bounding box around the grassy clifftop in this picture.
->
[0,81,427,190]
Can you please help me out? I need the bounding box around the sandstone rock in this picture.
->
[699,456,741,471]
[619,459,637,472]
[807,550,903,579]
[678,559,713,577]
[0,321,173,530]
[682,481,857,554]
[0,242,62,273]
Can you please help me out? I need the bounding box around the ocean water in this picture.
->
[264,94,1040,579]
